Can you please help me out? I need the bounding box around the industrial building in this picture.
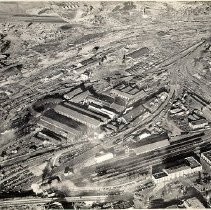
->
[152,156,202,183]
[127,133,170,155]
[70,90,91,103]
[37,128,64,144]
[94,151,114,164]
[64,86,84,100]
[189,118,208,130]
[54,102,109,128]
[110,83,147,106]
[137,129,151,140]
[88,103,117,119]
[123,104,146,123]
[183,197,205,209]
[201,150,211,167]
[85,92,126,115]
[38,109,86,142]
[85,94,114,107]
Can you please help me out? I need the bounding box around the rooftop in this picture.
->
[64,86,83,99]
[130,133,169,148]
[54,104,102,128]
[39,116,82,137]
[189,118,207,125]
[87,93,115,105]
[153,156,201,175]
[202,150,211,161]
[110,102,125,113]
[63,102,108,121]
[70,90,91,103]
[184,197,205,209]
[153,171,168,179]
[123,104,145,122]
[185,156,201,168]
[164,164,190,174]
[110,89,133,100]
[44,109,84,130]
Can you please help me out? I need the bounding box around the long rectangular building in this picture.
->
[201,150,211,166]
[54,104,103,128]
[152,157,202,183]
[110,87,147,106]
[38,116,83,140]
[63,102,110,122]
[128,133,170,155]
[64,86,83,100]
[123,104,145,123]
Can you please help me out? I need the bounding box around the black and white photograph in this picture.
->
[0,1,211,209]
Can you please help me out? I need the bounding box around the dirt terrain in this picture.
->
[0,2,211,207]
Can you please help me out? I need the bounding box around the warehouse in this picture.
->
[63,102,109,122]
[123,104,145,123]
[94,151,114,164]
[85,94,114,107]
[201,150,211,166]
[127,133,170,155]
[64,86,83,100]
[54,103,107,128]
[38,115,84,141]
[70,90,91,103]
[152,156,202,183]
[110,85,147,106]
[189,118,208,130]
[183,197,205,209]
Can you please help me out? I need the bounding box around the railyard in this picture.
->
[1,1,211,209]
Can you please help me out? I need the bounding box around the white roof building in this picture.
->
[95,152,114,164]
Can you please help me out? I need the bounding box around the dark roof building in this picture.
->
[201,150,211,166]
[38,114,85,140]
[70,90,91,103]
[64,87,83,100]
[54,103,106,128]
[189,118,208,130]
[110,84,147,106]
[63,102,109,122]
[123,104,145,123]
[152,156,202,183]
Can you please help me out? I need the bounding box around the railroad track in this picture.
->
[92,132,209,183]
